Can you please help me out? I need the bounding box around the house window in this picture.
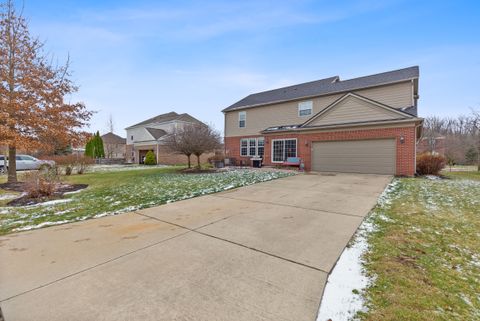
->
[249,138,256,156]
[238,111,246,128]
[298,101,313,117]
[258,138,265,157]
[272,139,297,162]
[131,135,133,140]
[240,139,248,156]
[240,137,264,157]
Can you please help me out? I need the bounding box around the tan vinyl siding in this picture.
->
[311,139,396,174]
[225,81,413,137]
[307,95,401,127]
[225,94,342,136]
[355,81,413,108]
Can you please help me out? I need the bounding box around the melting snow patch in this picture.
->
[424,175,442,180]
[63,189,85,195]
[13,219,71,231]
[27,199,73,207]
[0,193,18,200]
[317,220,373,321]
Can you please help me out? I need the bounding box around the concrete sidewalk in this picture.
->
[0,173,391,321]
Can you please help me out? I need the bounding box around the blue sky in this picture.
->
[22,0,480,135]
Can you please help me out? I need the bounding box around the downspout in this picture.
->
[415,120,424,176]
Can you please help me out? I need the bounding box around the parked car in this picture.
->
[0,155,55,173]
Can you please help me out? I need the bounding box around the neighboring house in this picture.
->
[223,66,423,176]
[125,112,212,165]
[101,132,126,159]
[417,135,446,157]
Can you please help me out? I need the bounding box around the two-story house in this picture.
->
[125,112,207,164]
[223,66,423,176]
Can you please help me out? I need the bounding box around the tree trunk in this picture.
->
[196,155,200,169]
[187,154,191,168]
[7,145,17,183]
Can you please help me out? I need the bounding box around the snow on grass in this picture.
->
[0,193,18,201]
[13,219,72,232]
[317,221,373,321]
[355,177,480,320]
[26,199,73,207]
[1,169,294,234]
[87,164,168,173]
[316,180,399,321]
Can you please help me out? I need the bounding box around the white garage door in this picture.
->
[311,139,396,174]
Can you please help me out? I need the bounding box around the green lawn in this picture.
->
[0,167,293,235]
[358,173,480,320]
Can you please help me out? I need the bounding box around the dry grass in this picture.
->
[359,176,480,320]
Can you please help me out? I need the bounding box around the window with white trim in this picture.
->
[238,111,246,128]
[257,138,265,157]
[240,137,264,157]
[240,139,248,156]
[249,138,256,156]
[272,139,297,162]
[298,101,313,116]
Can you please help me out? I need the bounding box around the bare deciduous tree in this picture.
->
[106,114,115,133]
[421,109,480,170]
[0,0,92,182]
[163,123,221,168]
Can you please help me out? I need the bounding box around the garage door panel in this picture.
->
[312,139,396,174]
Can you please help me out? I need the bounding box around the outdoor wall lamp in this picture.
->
[400,136,405,144]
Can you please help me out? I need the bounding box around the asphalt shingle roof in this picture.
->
[126,112,203,129]
[101,132,126,144]
[223,66,419,112]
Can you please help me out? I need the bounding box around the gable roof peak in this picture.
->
[223,66,419,112]
[126,111,202,129]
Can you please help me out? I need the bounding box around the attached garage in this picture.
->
[311,139,396,174]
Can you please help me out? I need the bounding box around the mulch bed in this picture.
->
[1,182,88,207]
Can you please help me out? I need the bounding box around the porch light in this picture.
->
[400,136,405,144]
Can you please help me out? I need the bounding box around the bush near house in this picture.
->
[144,151,156,165]
[416,153,446,175]
[23,169,59,198]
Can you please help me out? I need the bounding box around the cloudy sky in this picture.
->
[22,0,480,136]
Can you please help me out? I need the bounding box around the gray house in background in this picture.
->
[125,112,212,165]
[101,132,126,159]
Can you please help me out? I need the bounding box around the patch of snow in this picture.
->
[0,193,18,200]
[87,164,168,173]
[424,175,442,180]
[26,198,72,207]
[316,179,400,321]
[63,189,85,195]
[317,220,373,321]
[12,219,71,231]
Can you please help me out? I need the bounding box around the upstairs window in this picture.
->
[238,111,246,128]
[298,101,313,117]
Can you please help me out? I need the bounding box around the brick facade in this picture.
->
[225,126,417,176]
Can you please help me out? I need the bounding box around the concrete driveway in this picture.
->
[0,173,391,321]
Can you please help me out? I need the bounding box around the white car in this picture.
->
[0,154,55,173]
